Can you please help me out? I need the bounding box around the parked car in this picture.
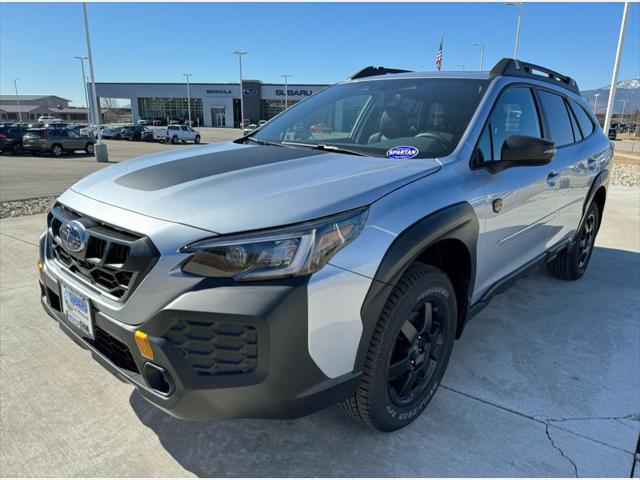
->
[152,124,201,144]
[38,59,611,432]
[141,127,155,142]
[258,120,268,126]
[608,127,617,140]
[23,128,95,156]
[310,123,333,133]
[37,115,59,124]
[0,125,27,154]
[242,123,258,135]
[102,126,123,139]
[45,122,68,129]
[137,119,150,126]
[120,125,146,141]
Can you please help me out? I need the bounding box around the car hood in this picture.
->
[69,142,441,234]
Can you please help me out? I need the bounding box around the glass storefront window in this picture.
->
[261,99,300,121]
[138,97,203,125]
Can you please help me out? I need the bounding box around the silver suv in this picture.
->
[39,59,611,431]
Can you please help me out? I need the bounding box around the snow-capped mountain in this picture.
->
[581,78,640,114]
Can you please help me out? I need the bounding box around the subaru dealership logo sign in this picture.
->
[59,220,87,253]
[275,89,313,97]
[243,87,258,96]
[386,146,419,160]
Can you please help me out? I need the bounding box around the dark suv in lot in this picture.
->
[0,125,27,154]
[120,125,146,141]
[23,129,96,156]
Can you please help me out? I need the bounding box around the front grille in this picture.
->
[164,319,258,376]
[47,204,159,301]
[92,326,139,373]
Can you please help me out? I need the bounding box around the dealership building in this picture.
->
[94,80,328,128]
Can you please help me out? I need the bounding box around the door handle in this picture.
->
[547,171,559,187]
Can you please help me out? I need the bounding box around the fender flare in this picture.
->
[576,168,609,241]
[354,202,479,372]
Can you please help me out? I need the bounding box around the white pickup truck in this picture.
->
[152,125,201,144]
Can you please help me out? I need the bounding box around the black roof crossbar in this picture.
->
[490,58,580,95]
[348,66,412,80]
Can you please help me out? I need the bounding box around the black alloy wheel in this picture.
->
[388,300,446,406]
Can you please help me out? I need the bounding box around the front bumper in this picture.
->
[39,235,361,420]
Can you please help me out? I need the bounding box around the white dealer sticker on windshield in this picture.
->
[386,146,418,159]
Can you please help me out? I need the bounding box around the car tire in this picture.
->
[341,263,457,432]
[115,134,122,140]
[547,202,600,280]
[85,143,95,155]
[12,144,23,155]
[52,144,63,157]
[194,135,201,144]
[171,136,178,144]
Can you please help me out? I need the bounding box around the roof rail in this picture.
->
[348,66,412,80]
[490,58,580,95]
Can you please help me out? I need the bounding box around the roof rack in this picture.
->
[490,58,580,95]
[348,66,412,80]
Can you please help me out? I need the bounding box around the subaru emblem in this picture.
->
[59,220,87,253]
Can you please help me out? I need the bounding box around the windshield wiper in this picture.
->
[281,141,367,156]
[244,136,285,147]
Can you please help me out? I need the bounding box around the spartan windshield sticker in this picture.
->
[386,146,419,159]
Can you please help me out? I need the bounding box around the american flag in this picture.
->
[436,36,443,71]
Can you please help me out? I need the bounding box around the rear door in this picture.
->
[474,85,560,295]
[538,93,599,243]
[67,129,85,149]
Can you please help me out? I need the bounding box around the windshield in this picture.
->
[253,78,488,158]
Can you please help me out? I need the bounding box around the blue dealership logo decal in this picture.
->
[243,87,258,96]
[386,146,419,159]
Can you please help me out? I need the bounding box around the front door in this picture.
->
[474,86,559,298]
[211,108,226,127]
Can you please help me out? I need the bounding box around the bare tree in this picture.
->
[100,97,119,109]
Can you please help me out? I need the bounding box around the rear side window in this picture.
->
[569,100,595,138]
[538,90,574,147]
[169,125,178,131]
[489,87,541,161]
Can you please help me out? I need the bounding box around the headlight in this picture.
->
[180,207,368,280]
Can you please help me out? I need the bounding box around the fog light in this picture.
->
[134,330,153,360]
[37,261,43,270]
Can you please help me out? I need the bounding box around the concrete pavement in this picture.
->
[0,128,241,201]
[0,187,638,477]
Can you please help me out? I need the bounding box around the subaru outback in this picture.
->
[39,59,611,431]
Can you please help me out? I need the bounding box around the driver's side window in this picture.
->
[477,87,542,163]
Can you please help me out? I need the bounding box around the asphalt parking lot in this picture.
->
[0,186,638,477]
[0,127,241,201]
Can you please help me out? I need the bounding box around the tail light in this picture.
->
[0,133,7,139]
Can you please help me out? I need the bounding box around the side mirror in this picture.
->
[495,135,555,171]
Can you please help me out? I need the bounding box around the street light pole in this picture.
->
[233,51,248,129]
[73,56,90,123]
[281,74,292,109]
[182,73,192,125]
[473,43,485,71]
[12,78,22,123]
[604,2,629,134]
[506,2,524,59]
[82,2,107,162]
